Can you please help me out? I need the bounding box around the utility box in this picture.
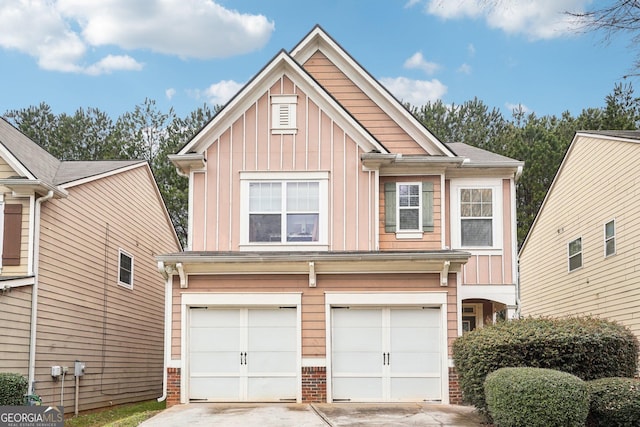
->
[74,361,85,377]
[50,366,61,378]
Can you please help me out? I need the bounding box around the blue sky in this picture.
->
[0,0,635,121]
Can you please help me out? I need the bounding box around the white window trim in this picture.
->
[271,95,297,135]
[240,171,329,251]
[450,179,503,251]
[117,248,134,289]
[567,236,582,272]
[604,219,616,258]
[395,182,422,238]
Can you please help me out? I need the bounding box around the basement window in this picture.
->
[118,249,134,289]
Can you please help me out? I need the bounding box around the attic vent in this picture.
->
[271,95,297,134]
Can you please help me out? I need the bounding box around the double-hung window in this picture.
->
[118,249,134,289]
[460,188,493,247]
[568,237,582,272]
[604,220,616,257]
[241,172,328,249]
[397,183,421,231]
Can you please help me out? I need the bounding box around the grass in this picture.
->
[64,399,165,427]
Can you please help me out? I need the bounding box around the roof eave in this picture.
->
[0,179,68,198]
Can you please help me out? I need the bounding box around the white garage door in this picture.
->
[331,307,442,402]
[189,307,297,401]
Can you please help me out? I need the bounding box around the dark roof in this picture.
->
[445,142,522,165]
[578,130,640,140]
[55,160,145,185]
[0,117,144,188]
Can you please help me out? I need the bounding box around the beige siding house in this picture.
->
[0,118,181,411]
[158,26,523,406]
[520,131,640,341]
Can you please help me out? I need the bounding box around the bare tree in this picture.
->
[570,1,640,76]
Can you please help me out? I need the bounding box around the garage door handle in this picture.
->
[240,352,247,365]
[382,352,390,365]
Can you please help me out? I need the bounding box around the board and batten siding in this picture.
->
[34,165,180,411]
[520,136,640,339]
[171,273,457,360]
[191,75,377,252]
[302,51,426,155]
[0,285,32,374]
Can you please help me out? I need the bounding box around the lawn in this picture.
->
[64,399,165,427]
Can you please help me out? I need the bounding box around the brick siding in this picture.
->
[167,367,181,407]
[301,366,326,402]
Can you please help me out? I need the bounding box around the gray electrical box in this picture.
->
[74,361,85,377]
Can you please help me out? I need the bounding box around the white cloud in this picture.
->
[404,52,441,75]
[404,0,421,8]
[426,0,587,40]
[0,0,274,74]
[457,63,472,74]
[202,80,245,105]
[467,43,476,57]
[379,77,447,106]
[166,88,177,100]
[84,55,143,75]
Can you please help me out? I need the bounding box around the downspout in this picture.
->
[28,190,54,395]
[156,262,173,402]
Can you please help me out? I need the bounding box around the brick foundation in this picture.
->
[167,367,181,407]
[448,367,462,405]
[301,366,326,402]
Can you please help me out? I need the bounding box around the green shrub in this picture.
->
[587,377,640,426]
[485,367,589,427]
[452,316,638,414]
[0,373,28,405]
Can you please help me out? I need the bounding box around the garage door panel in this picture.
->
[191,309,240,327]
[249,308,296,326]
[248,351,297,373]
[390,377,441,400]
[332,308,381,327]
[333,327,382,351]
[333,377,383,400]
[190,377,240,400]
[332,351,382,374]
[390,353,440,374]
[190,351,240,374]
[248,327,296,351]
[248,377,297,401]
[190,327,240,351]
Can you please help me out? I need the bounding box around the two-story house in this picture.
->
[520,131,640,344]
[157,26,522,406]
[0,118,181,412]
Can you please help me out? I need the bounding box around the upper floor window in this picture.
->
[118,249,134,289]
[460,188,493,247]
[241,172,328,249]
[450,180,502,250]
[271,95,297,134]
[384,181,434,239]
[568,237,582,272]
[604,220,616,257]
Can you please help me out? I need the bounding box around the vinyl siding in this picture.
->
[302,51,425,155]
[192,76,377,252]
[520,136,640,340]
[172,273,457,359]
[34,165,179,411]
[0,285,32,374]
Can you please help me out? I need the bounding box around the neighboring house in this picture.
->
[520,131,640,341]
[0,118,181,412]
[157,26,522,406]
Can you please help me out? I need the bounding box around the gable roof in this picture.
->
[290,25,455,157]
[446,143,524,168]
[519,130,640,255]
[0,117,148,195]
[176,49,387,161]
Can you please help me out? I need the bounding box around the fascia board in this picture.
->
[0,144,36,179]
[178,51,386,156]
[291,27,454,157]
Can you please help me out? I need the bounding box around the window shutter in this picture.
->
[384,182,396,232]
[422,181,434,232]
[3,204,22,266]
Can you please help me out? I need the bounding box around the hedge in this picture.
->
[587,377,640,426]
[485,367,589,427]
[452,316,638,414]
[0,373,28,405]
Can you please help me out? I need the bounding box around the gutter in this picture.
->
[28,190,54,395]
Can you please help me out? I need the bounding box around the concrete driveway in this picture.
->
[140,403,486,426]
